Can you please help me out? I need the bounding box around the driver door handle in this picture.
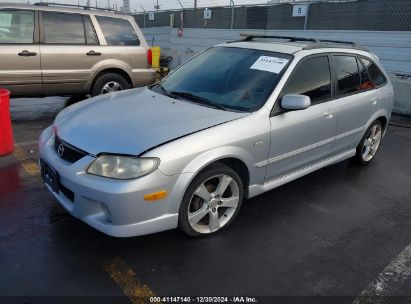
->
[18,50,37,57]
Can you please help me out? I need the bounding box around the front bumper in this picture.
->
[39,127,179,237]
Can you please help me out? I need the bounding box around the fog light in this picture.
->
[144,190,167,201]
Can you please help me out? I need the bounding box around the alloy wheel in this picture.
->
[362,124,382,162]
[101,81,123,94]
[187,174,240,234]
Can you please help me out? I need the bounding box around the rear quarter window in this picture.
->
[96,16,140,46]
[361,58,387,87]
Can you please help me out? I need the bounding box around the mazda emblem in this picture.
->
[57,144,65,157]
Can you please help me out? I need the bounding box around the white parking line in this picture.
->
[352,243,411,304]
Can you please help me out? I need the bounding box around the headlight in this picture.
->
[87,155,160,180]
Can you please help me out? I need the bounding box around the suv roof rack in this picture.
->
[33,2,122,14]
[234,32,367,51]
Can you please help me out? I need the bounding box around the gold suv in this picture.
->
[0,3,156,97]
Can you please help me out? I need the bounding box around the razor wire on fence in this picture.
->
[133,0,411,31]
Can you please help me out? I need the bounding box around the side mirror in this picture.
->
[281,94,311,111]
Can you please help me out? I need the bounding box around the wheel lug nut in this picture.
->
[218,201,222,205]
[212,208,216,212]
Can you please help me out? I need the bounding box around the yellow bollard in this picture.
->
[151,46,161,68]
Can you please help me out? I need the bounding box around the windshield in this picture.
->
[154,47,293,112]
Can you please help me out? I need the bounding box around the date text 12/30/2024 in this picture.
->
[150,297,258,303]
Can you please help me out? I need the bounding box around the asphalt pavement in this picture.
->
[1,97,410,304]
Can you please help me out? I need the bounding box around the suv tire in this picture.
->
[91,73,130,96]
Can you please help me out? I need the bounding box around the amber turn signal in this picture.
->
[144,190,167,201]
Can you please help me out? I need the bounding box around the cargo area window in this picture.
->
[0,10,34,44]
[96,16,140,46]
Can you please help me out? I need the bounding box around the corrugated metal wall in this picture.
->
[142,27,411,75]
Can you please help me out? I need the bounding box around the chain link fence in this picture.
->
[133,0,411,31]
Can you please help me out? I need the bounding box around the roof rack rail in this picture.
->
[33,2,122,14]
[303,39,367,50]
[236,32,320,43]
[230,32,367,51]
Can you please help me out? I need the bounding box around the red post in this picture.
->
[0,89,14,156]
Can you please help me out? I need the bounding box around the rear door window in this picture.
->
[0,10,34,44]
[43,12,85,44]
[360,58,386,87]
[96,16,140,46]
[334,55,361,96]
[282,56,331,104]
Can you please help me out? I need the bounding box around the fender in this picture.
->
[86,59,133,90]
[163,145,266,214]
[358,108,390,146]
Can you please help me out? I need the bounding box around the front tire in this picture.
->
[354,120,383,165]
[91,73,130,96]
[178,163,243,237]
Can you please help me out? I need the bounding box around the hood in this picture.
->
[55,87,248,156]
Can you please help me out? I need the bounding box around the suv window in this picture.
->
[282,56,331,104]
[361,58,386,87]
[43,12,85,44]
[334,55,361,96]
[96,16,140,46]
[0,10,34,44]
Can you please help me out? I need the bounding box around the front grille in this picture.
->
[54,136,88,163]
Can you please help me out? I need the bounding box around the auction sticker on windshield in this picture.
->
[250,56,289,74]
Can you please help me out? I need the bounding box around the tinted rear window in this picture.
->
[334,55,361,96]
[96,16,140,46]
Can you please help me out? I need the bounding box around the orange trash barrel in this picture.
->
[0,89,14,156]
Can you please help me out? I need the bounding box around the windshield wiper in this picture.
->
[169,91,227,111]
[156,83,175,98]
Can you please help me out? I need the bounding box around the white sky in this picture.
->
[3,0,270,13]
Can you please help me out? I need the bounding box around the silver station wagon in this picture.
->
[39,34,394,237]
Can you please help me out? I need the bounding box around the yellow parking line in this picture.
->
[103,256,157,304]
[13,146,40,176]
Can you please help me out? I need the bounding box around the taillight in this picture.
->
[147,48,152,65]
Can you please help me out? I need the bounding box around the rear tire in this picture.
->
[91,73,130,96]
[178,163,243,237]
[354,120,383,165]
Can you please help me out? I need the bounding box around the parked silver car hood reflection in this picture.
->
[55,88,248,156]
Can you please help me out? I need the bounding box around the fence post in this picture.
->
[140,5,146,28]
[303,3,310,30]
[230,0,235,29]
[177,0,184,36]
